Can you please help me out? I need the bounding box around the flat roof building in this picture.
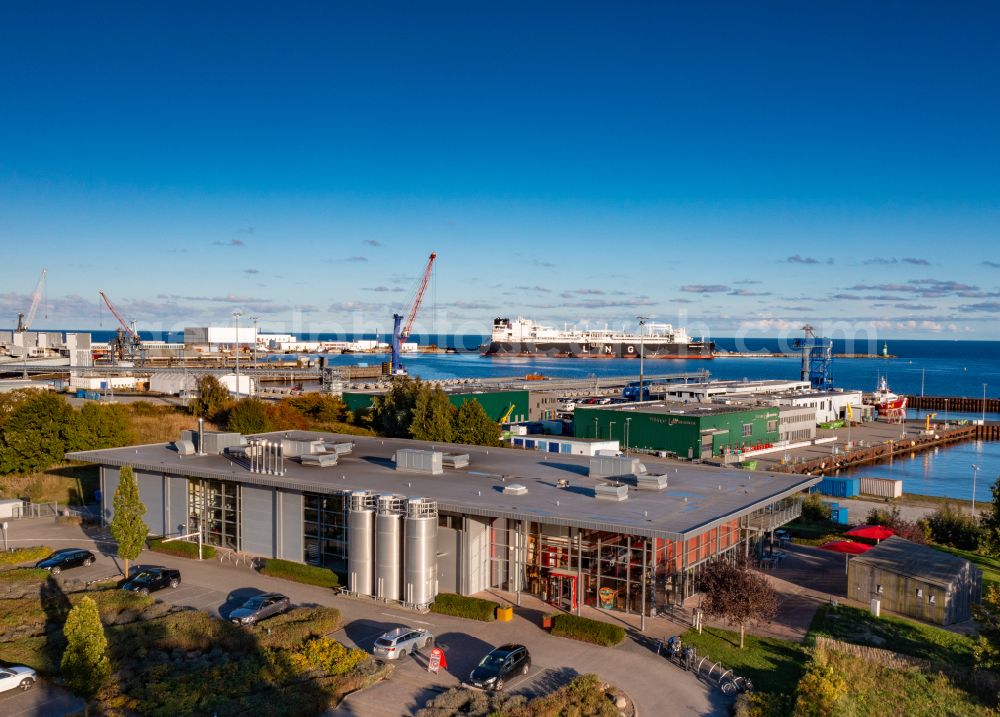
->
[68,431,816,615]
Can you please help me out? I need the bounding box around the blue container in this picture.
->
[75,389,86,398]
[815,477,860,498]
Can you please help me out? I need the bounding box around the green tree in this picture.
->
[285,393,348,424]
[67,402,134,451]
[189,374,231,420]
[61,595,111,714]
[227,397,273,434]
[369,378,424,437]
[926,503,981,550]
[410,386,456,442]
[697,558,778,649]
[801,492,832,523]
[0,389,76,474]
[979,477,1000,556]
[110,465,148,577]
[452,399,501,447]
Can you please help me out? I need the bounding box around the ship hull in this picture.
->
[482,340,715,359]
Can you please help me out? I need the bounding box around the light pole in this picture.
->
[251,316,260,394]
[594,417,599,439]
[625,417,632,455]
[637,316,650,402]
[944,398,949,423]
[608,421,616,442]
[233,311,243,400]
[1,521,8,552]
[983,384,988,425]
[972,464,980,517]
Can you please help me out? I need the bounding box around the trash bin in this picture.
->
[496,605,513,622]
[541,615,553,630]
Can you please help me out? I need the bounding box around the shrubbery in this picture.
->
[259,558,339,588]
[800,492,832,522]
[0,545,52,566]
[415,674,620,717]
[429,593,500,621]
[549,614,625,647]
[148,537,217,560]
[926,503,981,551]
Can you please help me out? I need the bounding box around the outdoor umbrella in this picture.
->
[843,525,895,542]
[819,540,872,554]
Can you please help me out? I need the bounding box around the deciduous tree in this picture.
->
[226,397,273,434]
[0,389,76,474]
[189,374,231,420]
[110,465,148,577]
[410,386,456,442]
[61,595,110,715]
[369,378,423,437]
[697,558,778,649]
[979,477,1000,556]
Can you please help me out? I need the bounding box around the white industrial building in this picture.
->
[771,390,864,424]
[184,327,258,352]
[663,379,811,402]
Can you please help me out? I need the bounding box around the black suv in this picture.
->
[468,644,531,691]
[121,567,181,596]
[35,549,96,575]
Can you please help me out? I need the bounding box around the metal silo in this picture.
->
[375,494,405,601]
[348,491,376,596]
[404,498,438,608]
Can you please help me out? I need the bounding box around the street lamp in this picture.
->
[637,316,650,402]
[251,316,260,394]
[625,417,632,455]
[1,521,8,552]
[983,384,988,425]
[233,311,243,400]
[608,421,616,442]
[972,464,980,517]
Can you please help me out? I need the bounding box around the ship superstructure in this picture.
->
[482,317,714,359]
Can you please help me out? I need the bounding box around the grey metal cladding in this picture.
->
[242,485,276,557]
[279,490,303,561]
[166,475,188,535]
[103,467,121,523]
[137,471,165,536]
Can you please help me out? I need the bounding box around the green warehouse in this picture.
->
[574,403,780,460]
[342,388,529,423]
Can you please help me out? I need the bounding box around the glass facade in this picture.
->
[304,492,347,570]
[187,478,240,550]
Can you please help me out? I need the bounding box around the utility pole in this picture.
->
[983,384,988,425]
[233,311,243,400]
[972,464,980,517]
[251,316,259,395]
[637,316,650,402]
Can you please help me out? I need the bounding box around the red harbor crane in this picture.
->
[390,252,437,376]
[99,290,142,360]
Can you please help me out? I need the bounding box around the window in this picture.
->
[188,478,240,550]
[304,492,347,569]
[916,588,923,599]
[929,595,936,605]
[742,423,752,437]
[876,585,884,594]
[766,420,777,433]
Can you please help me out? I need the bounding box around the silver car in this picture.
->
[230,592,291,625]
[372,627,434,659]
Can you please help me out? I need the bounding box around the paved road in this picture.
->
[6,518,729,717]
[0,681,83,717]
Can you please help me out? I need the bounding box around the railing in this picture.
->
[744,500,802,532]
[7,501,60,519]
[216,548,262,569]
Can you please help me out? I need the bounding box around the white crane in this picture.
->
[15,268,47,332]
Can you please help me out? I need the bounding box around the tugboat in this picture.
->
[871,376,907,421]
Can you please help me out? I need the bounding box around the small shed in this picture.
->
[847,536,982,625]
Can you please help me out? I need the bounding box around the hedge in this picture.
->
[429,593,499,622]
[148,537,216,560]
[0,546,52,566]
[259,559,339,588]
[550,614,626,647]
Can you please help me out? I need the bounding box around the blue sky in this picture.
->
[1,1,999,340]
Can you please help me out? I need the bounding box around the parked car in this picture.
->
[0,665,36,693]
[468,644,531,691]
[230,592,290,625]
[35,548,96,575]
[121,567,181,596]
[372,627,434,660]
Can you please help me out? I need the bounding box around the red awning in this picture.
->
[819,540,872,554]
[843,525,895,541]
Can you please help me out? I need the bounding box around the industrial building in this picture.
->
[660,379,811,402]
[68,430,816,614]
[847,536,982,625]
[183,326,258,353]
[343,389,530,424]
[574,403,781,460]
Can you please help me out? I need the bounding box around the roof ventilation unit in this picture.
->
[503,483,528,496]
[595,482,629,502]
[173,439,195,455]
[442,453,470,469]
[395,449,443,475]
[589,455,644,481]
[635,474,669,491]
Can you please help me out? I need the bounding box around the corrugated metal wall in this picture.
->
[436,526,461,594]
[242,485,276,557]
[279,490,303,562]
[136,471,165,536]
[166,476,188,535]
[462,516,490,595]
[101,466,120,524]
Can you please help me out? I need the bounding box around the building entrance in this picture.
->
[546,569,578,611]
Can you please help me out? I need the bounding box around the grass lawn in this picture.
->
[931,544,1000,590]
[807,604,976,667]
[679,626,807,694]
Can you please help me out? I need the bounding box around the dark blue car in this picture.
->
[35,548,96,575]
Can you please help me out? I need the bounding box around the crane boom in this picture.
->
[99,291,140,340]
[402,252,437,340]
[16,268,47,332]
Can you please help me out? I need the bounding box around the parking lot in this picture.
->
[4,517,729,717]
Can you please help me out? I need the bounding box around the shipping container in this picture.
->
[859,476,903,499]
[814,477,860,498]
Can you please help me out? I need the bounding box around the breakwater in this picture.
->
[773,424,996,476]
[906,395,1000,414]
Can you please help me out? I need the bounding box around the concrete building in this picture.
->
[772,389,864,424]
[183,327,258,352]
[848,536,982,625]
[574,403,781,460]
[509,435,620,456]
[661,379,811,402]
[68,431,816,613]
[777,406,817,443]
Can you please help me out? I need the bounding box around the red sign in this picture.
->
[428,647,447,673]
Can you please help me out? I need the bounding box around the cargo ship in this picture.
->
[481,317,714,359]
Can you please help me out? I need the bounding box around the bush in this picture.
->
[289,635,369,676]
[0,545,52,566]
[926,503,981,551]
[801,493,832,522]
[257,607,343,650]
[549,613,625,647]
[148,537,216,560]
[429,593,499,622]
[259,558,339,588]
